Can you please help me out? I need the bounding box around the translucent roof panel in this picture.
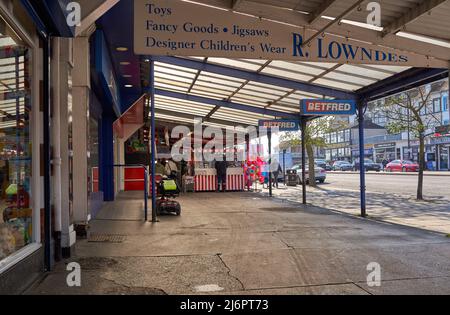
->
[261,66,315,82]
[337,64,395,81]
[269,61,326,76]
[313,78,362,91]
[207,58,268,71]
[322,72,376,87]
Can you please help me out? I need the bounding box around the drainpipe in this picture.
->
[51,37,62,261]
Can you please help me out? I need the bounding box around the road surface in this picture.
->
[324,172,449,199]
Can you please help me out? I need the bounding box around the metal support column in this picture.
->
[282,149,286,186]
[268,129,272,197]
[358,102,367,217]
[150,59,157,222]
[43,36,52,270]
[301,117,307,205]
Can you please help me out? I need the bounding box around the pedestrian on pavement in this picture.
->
[215,156,228,192]
[382,158,389,171]
[271,162,283,189]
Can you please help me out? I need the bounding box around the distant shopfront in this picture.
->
[374,142,397,163]
[430,135,450,171]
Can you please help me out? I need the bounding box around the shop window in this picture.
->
[433,98,441,113]
[419,102,426,116]
[0,20,32,262]
[330,133,337,144]
[344,129,350,142]
[337,131,344,143]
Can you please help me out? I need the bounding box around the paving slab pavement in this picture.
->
[26,191,450,295]
[267,185,450,234]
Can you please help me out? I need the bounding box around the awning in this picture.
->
[113,94,146,140]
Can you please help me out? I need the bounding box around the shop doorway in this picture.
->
[439,146,449,171]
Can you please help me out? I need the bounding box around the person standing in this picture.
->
[215,157,228,192]
[382,158,388,171]
[271,160,283,189]
[165,159,178,178]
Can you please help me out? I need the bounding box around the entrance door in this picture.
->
[439,146,449,170]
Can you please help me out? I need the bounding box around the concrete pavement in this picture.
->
[26,191,450,295]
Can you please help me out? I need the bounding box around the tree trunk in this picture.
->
[417,134,424,200]
[306,142,316,187]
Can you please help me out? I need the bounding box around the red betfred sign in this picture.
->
[301,99,356,116]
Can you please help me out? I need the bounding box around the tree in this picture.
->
[380,81,445,200]
[280,117,347,187]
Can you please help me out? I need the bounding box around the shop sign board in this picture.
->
[134,0,448,68]
[430,136,450,145]
[374,142,396,149]
[258,119,300,131]
[435,125,450,135]
[301,99,356,116]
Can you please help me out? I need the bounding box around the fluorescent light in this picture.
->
[124,84,133,88]
[123,74,132,78]
[396,31,450,49]
[116,47,128,52]
[120,61,131,66]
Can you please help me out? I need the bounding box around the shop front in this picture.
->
[430,135,450,171]
[374,142,397,163]
[0,2,44,293]
[351,145,374,161]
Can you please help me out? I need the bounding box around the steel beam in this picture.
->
[302,0,365,48]
[382,0,448,37]
[231,0,243,10]
[357,68,448,101]
[308,0,338,25]
[155,88,300,119]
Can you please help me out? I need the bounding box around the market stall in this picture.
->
[193,166,245,192]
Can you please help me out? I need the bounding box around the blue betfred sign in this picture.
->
[301,99,357,116]
[258,119,300,131]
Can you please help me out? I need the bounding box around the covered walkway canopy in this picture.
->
[91,0,450,130]
[88,0,450,218]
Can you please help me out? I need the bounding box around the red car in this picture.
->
[385,160,419,172]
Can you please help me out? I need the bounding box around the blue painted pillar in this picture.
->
[150,59,157,222]
[301,117,307,205]
[358,101,367,217]
[100,113,115,201]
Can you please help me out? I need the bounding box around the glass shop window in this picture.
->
[0,17,33,262]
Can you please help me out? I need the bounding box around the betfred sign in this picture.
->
[258,120,299,131]
[301,99,357,116]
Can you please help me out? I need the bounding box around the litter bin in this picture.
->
[285,169,297,186]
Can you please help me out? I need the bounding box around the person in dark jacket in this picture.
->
[271,160,283,188]
[215,157,228,192]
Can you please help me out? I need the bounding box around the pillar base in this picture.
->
[74,223,89,239]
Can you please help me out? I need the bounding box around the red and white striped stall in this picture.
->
[226,168,245,191]
[194,167,244,192]
[194,168,217,192]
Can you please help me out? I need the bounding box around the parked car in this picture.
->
[315,159,332,171]
[332,161,353,171]
[291,164,326,184]
[386,160,419,172]
[352,159,381,172]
